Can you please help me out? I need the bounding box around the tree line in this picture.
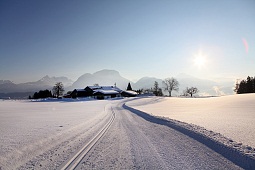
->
[29,82,65,99]
[235,76,255,94]
[135,78,199,97]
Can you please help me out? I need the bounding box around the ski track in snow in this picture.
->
[0,97,254,169]
[0,99,112,169]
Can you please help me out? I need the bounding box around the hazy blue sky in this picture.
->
[1,0,254,83]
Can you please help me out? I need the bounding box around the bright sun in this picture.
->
[193,53,206,68]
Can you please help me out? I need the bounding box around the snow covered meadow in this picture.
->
[0,98,112,169]
[127,94,255,148]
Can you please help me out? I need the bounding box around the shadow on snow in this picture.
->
[123,103,255,170]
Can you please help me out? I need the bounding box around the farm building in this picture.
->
[69,85,137,99]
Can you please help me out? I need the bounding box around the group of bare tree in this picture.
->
[162,77,199,97]
[29,82,65,99]
[138,78,199,97]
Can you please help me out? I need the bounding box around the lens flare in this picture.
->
[242,38,249,53]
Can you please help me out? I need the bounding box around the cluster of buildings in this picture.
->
[65,85,137,100]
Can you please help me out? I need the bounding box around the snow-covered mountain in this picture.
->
[36,75,73,87]
[0,76,73,93]
[0,80,13,84]
[133,77,163,90]
[70,69,131,91]
[176,73,234,96]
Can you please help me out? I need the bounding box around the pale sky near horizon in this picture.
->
[0,0,254,83]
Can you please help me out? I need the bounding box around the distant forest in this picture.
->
[235,76,255,94]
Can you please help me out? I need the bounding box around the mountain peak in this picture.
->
[93,69,120,76]
[40,75,50,81]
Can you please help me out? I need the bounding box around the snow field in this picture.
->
[0,99,112,169]
[126,94,255,148]
[0,96,254,169]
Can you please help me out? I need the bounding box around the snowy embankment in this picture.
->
[0,98,112,169]
[126,94,255,165]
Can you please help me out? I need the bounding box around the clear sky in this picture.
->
[0,0,254,83]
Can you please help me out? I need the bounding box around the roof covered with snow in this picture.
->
[87,86,122,92]
[93,90,120,95]
[123,90,138,95]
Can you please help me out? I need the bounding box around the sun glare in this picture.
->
[193,52,207,69]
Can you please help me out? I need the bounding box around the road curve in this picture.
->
[75,99,242,169]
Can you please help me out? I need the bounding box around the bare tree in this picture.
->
[52,82,64,98]
[182,89,189,97]
[162,78,179,97]
[185,87,199,97]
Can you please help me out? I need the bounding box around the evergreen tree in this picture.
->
[253,77,255,92]
[236,76,255,94]
[235,76,255,94]
[153,81,163,96]
[127,82,132,91]
[237,80,247,94]
[246,76,253,93]
[33,92,39,99]
[32,89,52,99]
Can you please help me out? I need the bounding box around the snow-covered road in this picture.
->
[0,98,251,169]
[76,99,241,169]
